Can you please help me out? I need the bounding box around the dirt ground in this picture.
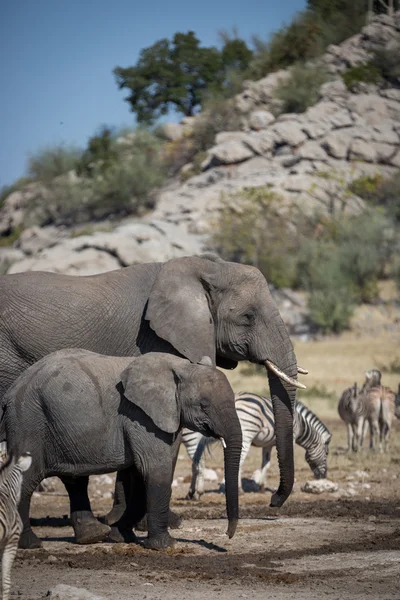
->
[12,411,400,600]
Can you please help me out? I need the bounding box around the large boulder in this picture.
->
[248,109,275,131]
[207,141,254,165]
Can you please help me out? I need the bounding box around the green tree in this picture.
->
[114,31,252,124]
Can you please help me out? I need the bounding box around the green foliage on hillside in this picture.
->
[211,181,400,333]
[275,64,328,113]
[114,31,253,124]
[27,145,82,183]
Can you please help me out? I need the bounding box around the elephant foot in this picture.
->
[108,525,138,544]
[142,532,176,550]
[71,511,111,545]
[19,528,42,549]
[103,504,125,526]
[135,509,182,532]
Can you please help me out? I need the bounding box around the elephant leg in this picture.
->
[135,433,182,532]
[108,468,142,543]
[141,462,175,550]
[62,476,110,545]
[18,473,43,549]
[104,472,126,526]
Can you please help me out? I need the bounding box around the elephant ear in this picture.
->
[145,257,217,366]
[120,355,181,434]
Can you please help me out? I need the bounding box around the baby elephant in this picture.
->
[1,350,242,550]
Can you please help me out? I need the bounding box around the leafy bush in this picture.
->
[0,226,23,247]
[348,174,385,200]
[0,177,33,209]
[342,63,383,90]
[371,44,400,86]
[210,187,299,289]
[275,63,328,114]
[350,171,400,224]
[249,11,324,78]
[191,96,242,153]
[26,129,165,227]
[308,288,355,334]
[27,145,82,183]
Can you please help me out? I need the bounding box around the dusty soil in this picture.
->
[11,414,400,600]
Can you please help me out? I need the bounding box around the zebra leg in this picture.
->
[347,423,353,452]
[2,531,20,600]
[360,419,368,449]
[258,447,271,492]
[62,476,111,545]
[351,423,359,452]
[238,441,252,493]
[187,454,205,501]
[18,475,43,549]
[370,420,379,451]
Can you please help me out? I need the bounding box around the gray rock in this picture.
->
[373,142,398,163]
[348,94,390,124]
[298,141,328,161]
[271,122,307,147]
[349,139,378,162]
[380,88,400,103]
[214,131,249,145]
[8,246,121,276]
[301,479,339,494]
[249,109,275,130]
[319,79,349,102]
[46,584,105,600]
[158,122,183,141]
[321,131,350,159]
[209,141,254,165]
[389,151,400,168]
[244,132,276,156]
[16,226,61,255]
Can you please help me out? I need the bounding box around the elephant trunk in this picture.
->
[267,361,297,507]
[222,427,242,539]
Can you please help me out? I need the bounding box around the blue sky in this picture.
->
[0,0,306,187]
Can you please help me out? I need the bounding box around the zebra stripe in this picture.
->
[0,453,32,600]
[182,392,331,499]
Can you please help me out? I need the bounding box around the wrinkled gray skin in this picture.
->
[2,350,242,550]
[0,255,300,546]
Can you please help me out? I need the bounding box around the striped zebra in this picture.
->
[0,453,32,600]
[338,371,397,452]
[395,384,400,420]
[182,392,331,500]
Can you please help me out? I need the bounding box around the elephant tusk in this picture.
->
[297,366,309,375]
[220,438,227,449]
[264,360,307,390]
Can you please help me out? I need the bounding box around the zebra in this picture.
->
[395,384,400,420]
[338,382,364,452]
[182,392,332,500]
[0,453,32,600]
[338,372,397,452]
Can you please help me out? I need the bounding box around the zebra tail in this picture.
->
[193,435,218,467]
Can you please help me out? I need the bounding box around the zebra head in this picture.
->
[304,429,332,480]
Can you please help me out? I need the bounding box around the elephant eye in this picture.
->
[200,398,210,411]
[242,312,255,323]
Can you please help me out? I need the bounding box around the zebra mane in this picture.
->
[0,453,17,489]
[296,400,331,440]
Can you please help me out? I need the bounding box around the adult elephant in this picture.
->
[0,254,306,547]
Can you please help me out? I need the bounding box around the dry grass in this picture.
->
[222,331,399,419]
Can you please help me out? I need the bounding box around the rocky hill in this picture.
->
[1,13,400,335]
